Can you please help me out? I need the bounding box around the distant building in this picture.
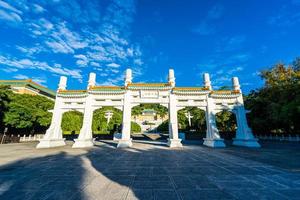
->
[0,79,56,100]
[132,108,168,132]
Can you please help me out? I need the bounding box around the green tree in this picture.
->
[177,107,206,132]
[131,121,141,133]
[0,85,14,132]
[246,59,300,134]
[61,111,83,134]
[4,94,54,133]
[216,111,236,132]
[92,107,122,134]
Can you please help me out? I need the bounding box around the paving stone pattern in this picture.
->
[0,140,300,200]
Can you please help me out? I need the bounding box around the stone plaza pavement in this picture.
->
[0,140,300,200]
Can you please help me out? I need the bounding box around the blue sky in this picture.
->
[0,0,300,93]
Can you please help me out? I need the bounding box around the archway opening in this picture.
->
[177,107,206,140]
[92,107,122,140]
[132,104,168,141]
[215,110,237,140]
[61,110,83,140]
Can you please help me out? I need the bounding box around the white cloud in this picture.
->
[0,55,82,81]
[0,0,144,87]
[32,4,45,13]
[45,40,74,54]
[13,74,47,85]
[0,0,22,24]
[0,1,22,14]
[90,62,100,67]
[134,58,143,66]
[107,62,120,68]
[2,67,18,73]
[16,45,43,56]
[13,74,28,79]
[0,9,22,23]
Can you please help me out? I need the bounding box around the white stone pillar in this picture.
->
[118,91,133,148]
[124,69,132,87]
[203,73,212,90]
[203,96,225,147]
[167,93,182,147]
[168,69,176,87]
[73,95,94,148]
[36,77,67,148]
[232,77,240,91]
[58,76,67,91]
[88,72,96,89]
[232,90,260,147]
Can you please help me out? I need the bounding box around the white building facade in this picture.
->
[37,69,260,149]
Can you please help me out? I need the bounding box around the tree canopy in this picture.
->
[2,90,54,134]
[92,107,122,134]
[246,58,300,134]
[61,111,83,134]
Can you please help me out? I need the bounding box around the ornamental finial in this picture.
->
[203,73,212,90]
[168,69,175,87]
[125,68,132,86]
[58,76,67,91]
[88,72,96,89]
[232,77,240,91]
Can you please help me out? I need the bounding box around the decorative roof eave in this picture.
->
[90,86,125,90]
[172,87,210,95]
[57,89,88,97]
[57,93,88,98]
[210,90,241,98]
[128,86,172,90]
[172,90,210,95]
[89,86,125,94]
[89,90,125,95]
[127,82,172,90]
[210,94,240,98]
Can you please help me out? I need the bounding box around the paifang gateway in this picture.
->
[36,69,260,149]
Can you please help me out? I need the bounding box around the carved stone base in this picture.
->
[117,139,133,148]
[233,138,261,148]
[72,138,94,148]
[113,133,122,141]
[167,139,183,148]
[203,138,226,148]
[36,138,66,149]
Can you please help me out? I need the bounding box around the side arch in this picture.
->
[177,106,207,139]
[92,106,122,136]
[61,110,84,137]
[215,110,237,140]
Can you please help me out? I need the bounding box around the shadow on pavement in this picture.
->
[0,141,300,200]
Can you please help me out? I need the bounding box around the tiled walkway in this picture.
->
[0,140,300,200]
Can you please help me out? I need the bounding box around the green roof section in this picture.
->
[0,79,56,97]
